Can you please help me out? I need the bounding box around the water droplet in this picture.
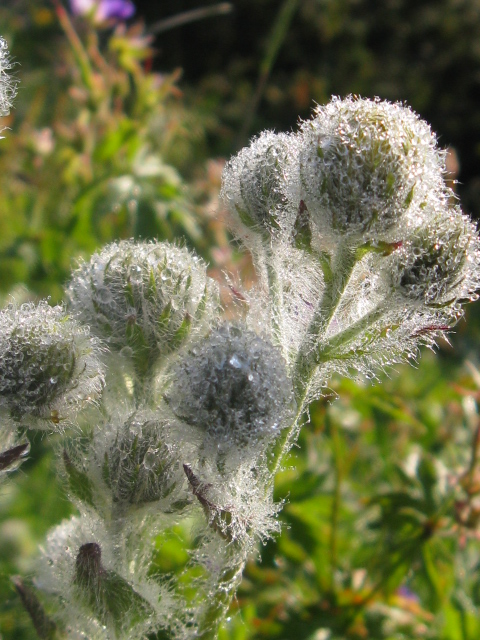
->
[96,288,112,304]
[119,346,133,359]
[229,354,243,369]
[130,265,143,285]
[143,448,157,470]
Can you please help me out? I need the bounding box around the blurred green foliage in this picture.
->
[0,1,229,303]
[2,1,480,639]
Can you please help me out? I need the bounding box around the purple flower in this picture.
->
[396,585,420,603]
[70,0,136,23]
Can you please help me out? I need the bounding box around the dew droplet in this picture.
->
[130,265,143,285]
[96,287,113,304]
[119,346,133,359]
[229,354,243,369]
[143,448,157,470]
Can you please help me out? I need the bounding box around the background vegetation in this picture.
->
[2,1,480,638]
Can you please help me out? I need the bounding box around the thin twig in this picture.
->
[237,0,299,146]
[148,3,233,35]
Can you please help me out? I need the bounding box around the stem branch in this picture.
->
[294,240,359,396]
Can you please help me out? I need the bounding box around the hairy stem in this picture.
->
[268,241,363,479]
[266,250,286,360]
[196,562,245,639]
[294,239,359,395]
[268,391,308,479]
[316,302,390,363]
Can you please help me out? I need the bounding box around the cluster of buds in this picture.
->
[222,96,480,404]
[5,96,480,640]
[30,238,294,639]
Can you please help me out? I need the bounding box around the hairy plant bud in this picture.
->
[391,209,480,307]
[0,37,16,117]
[0,302,104,426]
[299,96,445,237]
[167,323,295,453]
[74,542,154,636]
[220,131,300,238]
[183,463,281,544]
[103,413,179,506]
[38,515,159,638]
[67,240,219,366]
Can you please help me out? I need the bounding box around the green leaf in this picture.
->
[0,442,30,472]
[170,313,192,351]
[416,456,438,513]
[12,576,58,640]
[63,450,95,509]
[292,200,312,252]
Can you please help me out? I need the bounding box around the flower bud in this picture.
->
[74,542,154,636]
[183,463,280,544]
[167,323,295,453]
[67,240,219,364]
[221,131,300,238]
[391,209,480,307]
[299,96,445,237]
[37,515,158,638]
[0,301,104,426]
[103,413,179,506]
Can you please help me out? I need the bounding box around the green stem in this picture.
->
[148,3,233,35]
[132,354,159,406]
[269,240,361,479]
[268,390,308,478]
[53,0,95,94]
[267,246,394,490]
[294,240,359,395]
[328,415,342,593]
[465,421,480,489]
[196,562,244,639]
[237,0,300,145]
[318,242,360,330]
[316,302,389,363]
[197,240,390,637]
